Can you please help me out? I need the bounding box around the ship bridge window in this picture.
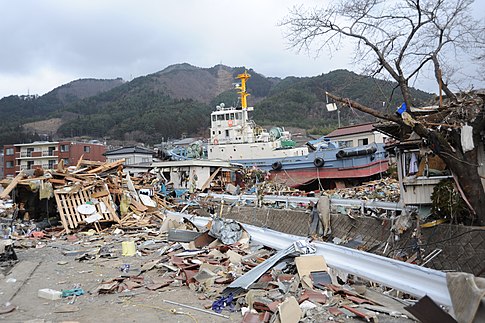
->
[217,115,224,121]
[212,115,216,121]
[225,114,229,120]
[230,113,235,120]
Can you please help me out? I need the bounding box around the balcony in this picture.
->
[18,151,57,159]
[42,150,57,157]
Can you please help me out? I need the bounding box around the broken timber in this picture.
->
[0,171,25,199]
[54,184,120,233]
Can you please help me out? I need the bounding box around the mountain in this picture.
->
[0,78,124,146]
[0,65,433,147]
[45,78,125,104]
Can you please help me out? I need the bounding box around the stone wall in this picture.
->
[212,206,485,276]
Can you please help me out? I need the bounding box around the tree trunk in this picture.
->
[437,142,485,225]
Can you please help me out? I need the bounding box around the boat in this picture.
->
[207,71,389,189]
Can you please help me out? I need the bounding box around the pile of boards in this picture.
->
[0,158,175,234]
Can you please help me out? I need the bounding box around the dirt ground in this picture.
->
[1,240,241,323]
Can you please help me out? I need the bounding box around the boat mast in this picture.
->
[236,70,250,109]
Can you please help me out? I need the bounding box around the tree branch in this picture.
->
[325,91,402,123]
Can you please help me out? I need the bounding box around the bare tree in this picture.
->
[281,0,485,224]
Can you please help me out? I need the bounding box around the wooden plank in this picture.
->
[200,167,221,192]
[55,192,71,233]
[79,190,89,204]
[56,159,65,173]
[64,194,79,227]
[48,178,66,185]
[19,176,48,183]
[75,154,84,169]
[91,189,109,198]
[79,160,105,166]
[62,194,76,229]
[0,171,25,199]
[130,198,148,212]
[65,176,83,183]
[87,159,125,174]
[102,196,121,223]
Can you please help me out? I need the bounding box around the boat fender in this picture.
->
[271,161,283,171]
[213,139,219,145]
[314,157,325,167]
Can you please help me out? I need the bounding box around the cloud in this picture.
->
[2,0,480,98]
[0,0,347,98]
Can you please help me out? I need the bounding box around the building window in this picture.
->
[60,145,69,152]
[63,158,70,165]
[6,161,14,168]
[84,146,90,153]
[27,161,34,169]
[48,160,56,169]
[5,148,14,155]
[358,138,369,146]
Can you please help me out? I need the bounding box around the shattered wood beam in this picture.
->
[75,154,84,169]
[0,171,25,199]
[200,167,222,191]
[325,92,402,124]
[87,159,125,174]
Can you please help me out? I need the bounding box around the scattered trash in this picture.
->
[61,288,85,297]
[38,288,62,300]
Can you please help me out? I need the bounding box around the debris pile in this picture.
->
[24,214,417,322]
[327,178,400,202]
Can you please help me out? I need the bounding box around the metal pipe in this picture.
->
[162,299,230,319]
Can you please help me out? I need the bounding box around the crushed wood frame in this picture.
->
[54,184,120,233]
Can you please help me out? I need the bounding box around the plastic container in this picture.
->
[122,241,136,256]
[38,288,62,300]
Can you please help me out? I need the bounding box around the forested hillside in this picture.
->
[0,65,433,146]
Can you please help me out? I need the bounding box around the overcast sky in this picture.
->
[0,0,483,99]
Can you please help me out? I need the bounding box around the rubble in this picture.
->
[0,158,482,322]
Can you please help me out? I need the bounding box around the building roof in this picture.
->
[14,141,60,147]
[326,123,376,138]
[105,146,154,156]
